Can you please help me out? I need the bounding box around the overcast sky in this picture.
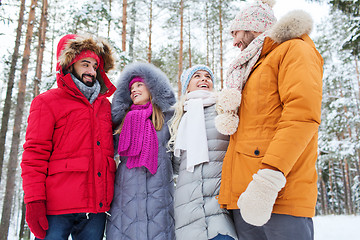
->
[273,0,329,27]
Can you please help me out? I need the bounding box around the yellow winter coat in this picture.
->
[218,33,323,218]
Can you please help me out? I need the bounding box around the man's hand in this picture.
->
[237,169,286,226]
[26,200,48,239]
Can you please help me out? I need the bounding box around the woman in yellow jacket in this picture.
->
[215,1,323,239]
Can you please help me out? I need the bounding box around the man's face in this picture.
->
[232,30,257,51]
[70,57,98,87]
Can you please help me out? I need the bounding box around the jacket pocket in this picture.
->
[234,140,285,198]
[235,139,271,158]
[46,157,89,211]
[48,157,89,175]
[231,140,271,194]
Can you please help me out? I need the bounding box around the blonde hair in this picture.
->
[115,96,164,135]
[152,102,164,131]
[167,94,187,151]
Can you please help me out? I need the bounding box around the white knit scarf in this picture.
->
[174,90,216,172]
[226,32,267,90]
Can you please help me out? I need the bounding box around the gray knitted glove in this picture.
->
[237,169,286,226]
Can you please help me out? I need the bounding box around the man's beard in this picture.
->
[242,32,257,50]
[72,71,96,87]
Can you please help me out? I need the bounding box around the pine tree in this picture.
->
[315,10,360,215]
[122,0,127,52]
[0,0,26,183]
[178,0,184,98]
[34,0,48,97]
[0,1,38,238]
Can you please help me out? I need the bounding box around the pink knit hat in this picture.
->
[129,76,144,90]
[229,0,276,35]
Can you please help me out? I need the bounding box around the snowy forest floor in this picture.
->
[22,215,360,239]
[314,215,360,239]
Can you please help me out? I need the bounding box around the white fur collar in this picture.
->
[269,10,313,43]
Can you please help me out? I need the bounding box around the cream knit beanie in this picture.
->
[229,0,277,35]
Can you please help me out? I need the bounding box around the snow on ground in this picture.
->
[18,215,360,239]
[314,215,360,240]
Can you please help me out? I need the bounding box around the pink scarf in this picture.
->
[118,101,159,174]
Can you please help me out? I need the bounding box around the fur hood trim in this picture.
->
[57,34,115,72]
[261,0,276,8]
[111,62,176,126]
[269,10,313,43]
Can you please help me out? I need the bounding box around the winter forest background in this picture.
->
[0,0,359,239]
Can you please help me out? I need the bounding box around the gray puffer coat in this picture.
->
[106,62,176,240]
[174,104,238,240]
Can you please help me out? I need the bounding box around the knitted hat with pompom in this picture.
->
[180,65,215,94]
[229,0,277,35]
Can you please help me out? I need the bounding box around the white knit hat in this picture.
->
[229,0,277,35]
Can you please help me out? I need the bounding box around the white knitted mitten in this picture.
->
[237,169,286,226]
[215,88,241,135]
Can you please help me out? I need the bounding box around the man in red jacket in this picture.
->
[21,34,117,240]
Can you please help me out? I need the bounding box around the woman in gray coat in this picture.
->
[106,62,176,240]
[168,65,237,240]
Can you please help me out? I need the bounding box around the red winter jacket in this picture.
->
[21,34,116,215]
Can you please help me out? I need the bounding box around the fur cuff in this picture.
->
[215,88,241,135]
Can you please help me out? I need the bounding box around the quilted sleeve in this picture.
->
[21,96,56,203]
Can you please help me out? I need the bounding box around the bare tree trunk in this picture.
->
[344,159,354,214]
[49,28,55,73]
[338,82,358,214]
[340,158,350,214]
[122,0,127,52]
[49,1,56,73]
[322,87,336,215]
[34,0,48,97]
[205,2,209,66]
[177,0,184,99]
[356,57,360,101]
[355,151,360,182]
[318,167,328,215]
[19,201,29,240]
[211,25,215,72]
[188,14,192,67]
[0,1,38,239]
[129,0,136,60]
[107,0,112,38]
[219,0,224,89]
[356,57,360,175]
[355,158,360,213]
[19,1,48,236]
[147,0,153,63]
[0,0,26,183]
[328,159,335,214]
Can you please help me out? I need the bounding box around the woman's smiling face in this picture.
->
[130,81,151,105]
[186,70,213,93]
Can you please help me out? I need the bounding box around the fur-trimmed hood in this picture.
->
[269,10,313,43]
[56,34,115,72]
[111,62,176,126]
[55,34,116,97]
